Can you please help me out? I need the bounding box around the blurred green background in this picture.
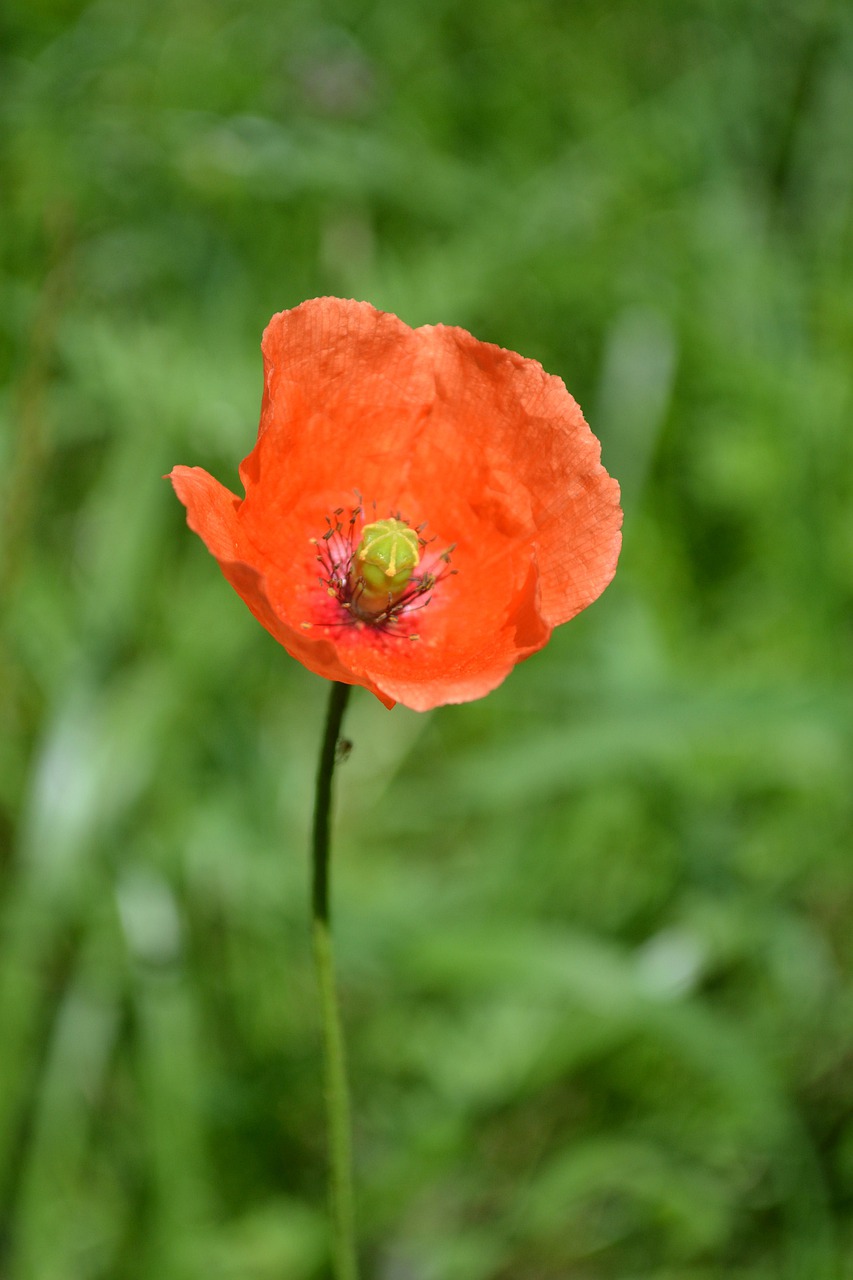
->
[2,0,852,1276]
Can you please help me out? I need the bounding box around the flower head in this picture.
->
[170,298,622,711]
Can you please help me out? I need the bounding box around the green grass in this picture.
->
[2,0,852,1276]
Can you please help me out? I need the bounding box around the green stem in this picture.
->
[311,681,358,1280]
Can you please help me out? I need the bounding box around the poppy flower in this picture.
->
[170,297,622,711]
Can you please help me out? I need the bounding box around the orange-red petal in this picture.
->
[169,465,395,707]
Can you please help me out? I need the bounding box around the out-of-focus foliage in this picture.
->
[1,0,852,1276]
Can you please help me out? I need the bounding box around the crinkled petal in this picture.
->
[169,466,395,707]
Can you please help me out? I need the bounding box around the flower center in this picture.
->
[351,517,421,618]
[310,501,455,635]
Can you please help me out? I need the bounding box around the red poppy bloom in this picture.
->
[170,298,622,711]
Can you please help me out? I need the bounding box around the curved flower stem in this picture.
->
[311,680,358,1280]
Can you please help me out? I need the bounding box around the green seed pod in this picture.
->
[351,518,420,617]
